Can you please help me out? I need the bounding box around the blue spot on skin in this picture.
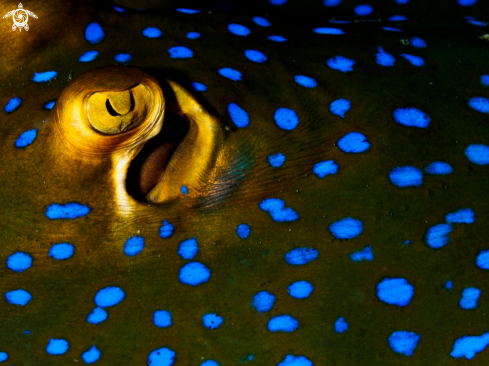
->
[278,355,313,366]
[354,4,373,16]
[85,23,104,44]
[114,5,124,12]
[124,236,145,256]
[245,50,267,63]
[335,317,348,333]
[446,281,453,290]
[482,75,489,87]
[382,27,402,32]
[114,53,132,63]
[5,289,31,305]
[181,185,188,195]
[329,217,363,239]
[87,307,107,324]
[425,162,452,175]
[178,237,198,260]
[44,100,56,110]
[274,108,299,130]
[313,160,338,178]
[400,54,424,66]
[79,50,99,62]
[465,144,489,165]
[393,108,430,128]
[396,0,410,4]
[425,224,452,249]
[270,0,287,4]
[94,286,125,308]
[228,24,250,36]
[143,27,162,38]
[148,347,176,366]
[477,250,489,270]
[46,202,91,219]
[49,243,75,260]
[268,35,287,42]
[294,75,317,88]
[201,361,219,366]
[459,287,481,309]
[179,262,210,286]
[237,224,251,239]
[458,0,477,6]
[228,103,249,128]
[176,8,200,13]
[154,310,172,328]
[203,313,224,329]
[4,97,22,113]
[337,132,370,153]
[467,20,487,26]
[388,331,421,356]
[191,82,207,91]
[159,220,174,239]
[285,247,319,265]
[187,32,200,39]
[377,278,414,306]
[324,0,342,6]
[259,198,299,222]
[330,99,351,118]
[268,153,286,167]
[288,281,313,299]
[219,68,242,81]
[168,46,193,59]
[7,252,32,272]
[46,339,69,355]
[410,37,426,48]
[388,15,407,21]
[0,353,7,362]
[389,166,423,187]
[252,16,271,27]
[446,208,475,224]
[313,27,344,34]
[268,315,299,332]
[15,129,37,148]
[376,46,395,67]
[350,246,373,262]
[82,346,101,364]
[252,291,275,312]
[451,333,489,359]
[33,71,57,82]
[327,56,355,72]
[468,97,489,114]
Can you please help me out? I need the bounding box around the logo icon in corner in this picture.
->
[3,3,38,32]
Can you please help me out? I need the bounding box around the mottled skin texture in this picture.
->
[0,0,489,364]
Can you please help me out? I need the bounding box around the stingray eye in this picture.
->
[87,84,152,135]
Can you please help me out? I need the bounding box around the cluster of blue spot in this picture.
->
[425,208,475,249]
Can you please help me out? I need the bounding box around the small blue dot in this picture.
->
[94,286,125,308]
[313,160,338,178]
[252,16,271,27]
[260,198,299,222]
[219,68,242,81]
[425,162,452,175]
[467,20,487,26]
[33,71,57,83]
[82,345,101,364]
[178,237,198,260]
[446,281,453,290]
[176,8,200,13]
[377,278,414,306]
[465,144,489,165]
[46,339,69,355]
[294,75,317,88]
[327,56,355,72]
[236,224,251,239]
[274,108,299,130]
[85,23,104,44]
[159,220,174,239]
[114,53,132,63]
[202,313,223,329]
[389,166,423,187]
[5,289,31,305]
[469,97,489,114]
[393,108,430,128]
[268,315,299,332]
[425,224,452,249]
[285,247,319,265]
[388,331,420,356]
[349,246,373,262]
[288,281,313,299]
[43,100,56,110]
[5,97,22,113]
[7,252,32,272]
[245,50,267,63]
[382,27,402,32]
[228,24,250,36]
[191,82,207,91]
[410,37,426,48]
[79,50,99,62]
[268,153,286,167]
[87,307,107,324]
[49,243,75,260]
[143,27,162,38]
[252,291,275,312]
[330,99,351,118]
[181,185,188,194]
[476,249,489,270]
[400,54,424,67]
[459,287,481,309]
[154,310,172,328]
[124,236,145,256]
[388,15,407,21]
[337,132,370,153]
[329,217,363,239]
[324,0,342,6]
[481,75,489,87]
[335,317,348,333]
[313,27,345,35]
[15,129,37,148]
[187,32,200,39]
[179,262,211,286]
[267,35,287,42]
[228,103,249,128]
[354,4,373,16]
[148,348,176,365]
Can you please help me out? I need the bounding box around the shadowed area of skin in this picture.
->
[0,0,488,365]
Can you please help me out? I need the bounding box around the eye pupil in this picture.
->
[106,99,121,116]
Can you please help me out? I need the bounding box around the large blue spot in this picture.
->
[354,4,373,16]
[179,262,210,286]
[482,75,489,87]
[259,198,299,222]
[425,224,452,249]
[245,50,267,63]
[124,236,145,256]
[410,37,426,48]
[46,339,69,355]
[313,27,344,35]
[285,247,319,265]
[313,160,338,178]
[168,46,192,59]
[274,108,299,130]
[79,50,99,62]
[143,27,162,38]
[4,97,22,113]
[191,82,207,91]
[268,153,286,167]
[268,35,287,42]
[82,346,101,364]
[458,0,477,5]
[44,100,56,110]
[159,220,174,238]
[228,103,249,128]
[377,278,414,306]
[181,185,188,195]
[329,217,363,239]
[178,237,198,260]
[376,46,395,67]
[268,315,299,332]
[330,99,350,118]
[446,208,475,224]
[327,56,355,72]
[389,166,423,187]
[335,317,348,333]
[46,202,90,219]
[228,24,250,36]
[324,0,342,6]
[388,331,421,356]
[252,16,271,27]
[469,97,489,114]
[176,8,200,13]
[350,246,373,262]
[400,54,424,67]
[87,307,107,324]
[0,353,7,362]
[465,144,489,165]
[203,313,223,329]
[154,310,172,328]
[187,32,200,39]
[33,71,57,83]
[219,68,242,81]
[5,289,31,305]
[459,287,481,309]
[476,249,489,270]
[252,291,275,312]
[425,162,452,175]
[288,281,313,299]
[294,75,317,88]
[236,224,251,239]
[277,355,313,366]
[393,108,430,128]
[114,53,132,63]
[337,132,370,153]
[94,286,125,307]
[148,347,176,366]
[15,129,37,148]
[85,23,104,44]
[49,243,75,260]
[451,333,489,359]
[7,252,32,272]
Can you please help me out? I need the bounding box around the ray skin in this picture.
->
[0,0,489,365]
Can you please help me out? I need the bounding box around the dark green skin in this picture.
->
[0,0,489,364]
